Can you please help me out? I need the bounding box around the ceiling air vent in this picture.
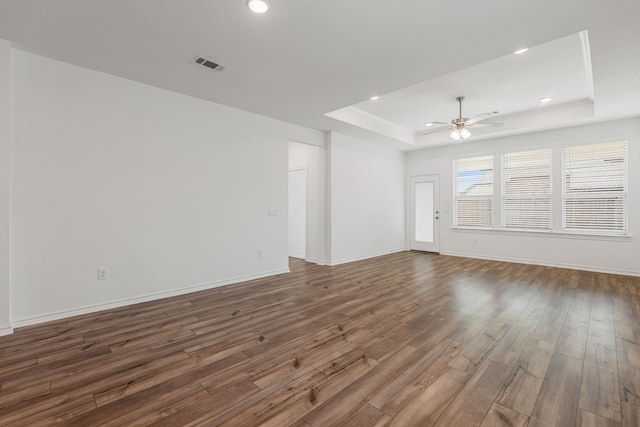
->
[193,56,225,72]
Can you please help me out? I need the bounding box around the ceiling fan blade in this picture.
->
[417,126,452,136]
[425,121,448,125]
[467,122,504,128]
[465,112,497,125]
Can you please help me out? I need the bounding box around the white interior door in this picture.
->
[410,175,440,253]
[288,168,306,259]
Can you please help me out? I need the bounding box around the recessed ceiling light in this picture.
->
[514,48,529,55]
[424,122,433,127]
[246,0,269,13]
[370,96,379,101]
[540,97,553,103]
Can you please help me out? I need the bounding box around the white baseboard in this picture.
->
[304,257,328,266]
[0,326,13,337]
[441,251,640,277]
[11,268,291,330]
[329,248,408,266]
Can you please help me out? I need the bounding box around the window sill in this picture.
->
[450,226,631,241]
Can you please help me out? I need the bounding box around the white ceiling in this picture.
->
[327,31,597,148]
[1,1,639,151]
[347,32,593,129]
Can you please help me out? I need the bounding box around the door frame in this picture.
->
[408,174,441,253]
[288,166,308,260]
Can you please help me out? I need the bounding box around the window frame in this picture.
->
[453,155,495,229]
[450,139,629,238]
[501,148,553,231]
[561,140,629,236]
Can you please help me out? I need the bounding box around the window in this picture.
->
[452,140,629,236]
[502,149,552,230]
[562,141,628,234]
[454,155,493,228]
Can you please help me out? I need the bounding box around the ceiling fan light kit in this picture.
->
[450,126,471,141]
[246,0,269,14]
[450,96,471,140]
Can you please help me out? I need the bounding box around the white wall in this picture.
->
[0,40,10,335]
[407,118,640,276]
[10,49,323,326]
[328,132,406,264]
[288,140,327,264]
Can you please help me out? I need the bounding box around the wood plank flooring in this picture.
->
[1,251,639,426]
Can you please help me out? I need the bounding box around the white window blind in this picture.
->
[454,155,493,227]
[562,140,628,234]
[502,149,552,230]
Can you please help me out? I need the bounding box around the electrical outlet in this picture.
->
[257,250,263,258]
[97,268,109,280]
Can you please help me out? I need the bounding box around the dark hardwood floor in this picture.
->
[1,251,639,426]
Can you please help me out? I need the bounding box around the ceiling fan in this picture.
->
[420,96,503,140]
